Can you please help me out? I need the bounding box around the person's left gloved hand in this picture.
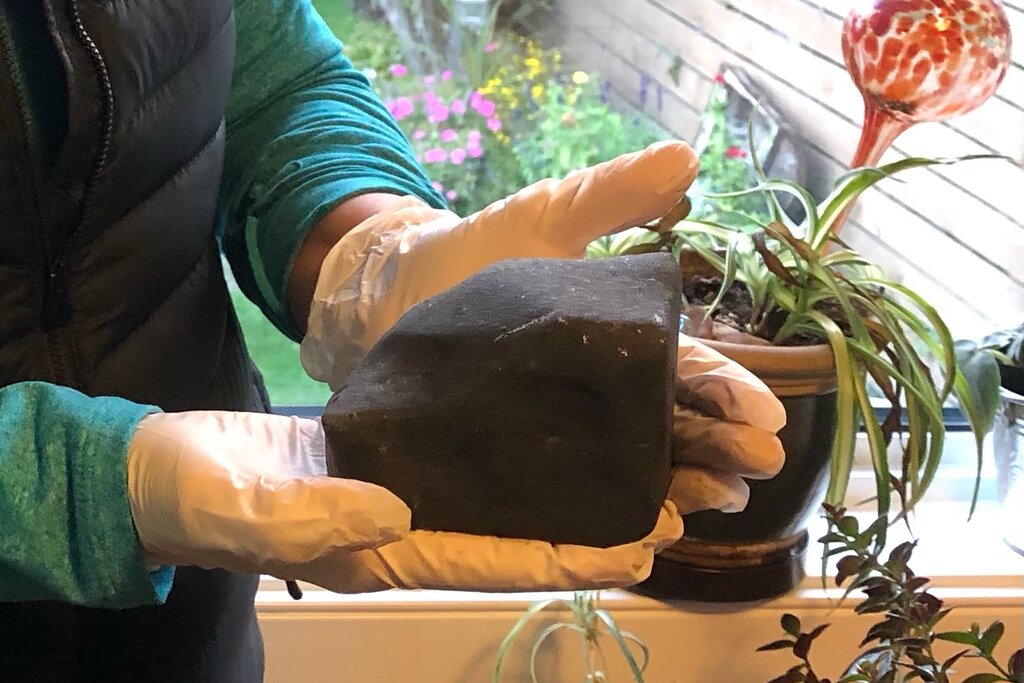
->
[281,502,682,593]
[667,335,787,515]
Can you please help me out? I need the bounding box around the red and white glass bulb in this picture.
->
[842,0,1012,168]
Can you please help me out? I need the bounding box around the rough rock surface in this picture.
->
[323,254,681,548]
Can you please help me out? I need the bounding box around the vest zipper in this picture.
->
[0,17,62,372]
[37,0,116,385]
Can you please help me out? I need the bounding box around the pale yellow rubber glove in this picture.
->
[126,412,411,580]
[126,412,683,592]
[668,335,787,514]
[301,141,699,389]
[281,502,682,593]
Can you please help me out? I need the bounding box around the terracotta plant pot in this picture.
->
[638,340,837,602]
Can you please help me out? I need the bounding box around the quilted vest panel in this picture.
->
[1,1,272,679]
[0,0,268,414]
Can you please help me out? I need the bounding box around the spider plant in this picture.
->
[598,147,999,525]
[493,590,649,683]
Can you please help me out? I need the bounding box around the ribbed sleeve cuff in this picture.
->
[67,390,171,607]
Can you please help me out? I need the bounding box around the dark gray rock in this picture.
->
[323,254,681,548]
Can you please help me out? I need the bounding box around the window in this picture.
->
[236,0,667,407]
[236,0,1023,409]
[233,3,1020,553]
[240,5,1022,679]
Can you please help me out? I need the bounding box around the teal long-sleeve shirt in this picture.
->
[0,0,442,608]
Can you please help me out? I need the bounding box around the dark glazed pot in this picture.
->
[637,341,837,602]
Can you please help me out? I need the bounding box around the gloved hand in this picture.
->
[668,335,787,514]
[301,141,699,389]
[286,503,682,593]
[125,411,683,592]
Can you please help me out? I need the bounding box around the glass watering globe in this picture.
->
[841,0,1012,169]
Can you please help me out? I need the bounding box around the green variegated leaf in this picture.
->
[816,155,1003,249]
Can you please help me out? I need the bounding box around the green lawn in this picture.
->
[311,0,356,35]
[231,289,331,408]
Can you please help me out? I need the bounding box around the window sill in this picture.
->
[257,514,1022,682]
[257,433,1022,681]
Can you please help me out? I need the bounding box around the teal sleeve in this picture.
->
[221,0,445,340]
[0,382,173,608]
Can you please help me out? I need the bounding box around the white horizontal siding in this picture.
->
[551,0,1024,335]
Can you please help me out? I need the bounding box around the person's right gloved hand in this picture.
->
[125,411,682,592]
[301,141,699,389]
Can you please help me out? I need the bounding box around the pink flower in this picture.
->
[424,147,448,163]
[451,99,467,115]
[423,75,435,85]
[432,181,444,192]
[389,63,408,77]
[413,129,427,140]
[469,91,484,109]
[484,42,498,53]
[388,97,415,120]
[467,142,484,158]
[424,91,439,105]
[725,145,748,159]
[715,73,726,85]
[467,129,482,143]
[441,70,453,81]
[440,128,458,142]
[446,189,459,201]
[474,97,496,117]
[486,116,502,132]
[428,104,450,124]
[449,148,467,165]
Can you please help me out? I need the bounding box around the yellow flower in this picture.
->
[572,71,590,85]
[531,83,545,100]
[523,57,540,70]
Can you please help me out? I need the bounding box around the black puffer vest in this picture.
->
[1,0,269,680]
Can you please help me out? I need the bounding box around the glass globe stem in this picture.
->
[851,100,912,169]
[830,100,913,240]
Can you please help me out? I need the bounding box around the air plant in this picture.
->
[493,591,649,683]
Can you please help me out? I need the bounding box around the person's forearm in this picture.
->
[287,192,410,333]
